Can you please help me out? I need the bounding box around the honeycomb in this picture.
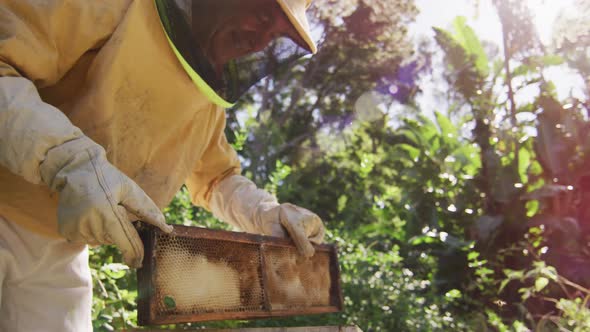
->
[154,235,265,315]
[263,246,332,310]
[144,229,337,323]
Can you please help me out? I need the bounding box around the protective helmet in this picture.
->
[276,0,317,54]
[155,0,317,108]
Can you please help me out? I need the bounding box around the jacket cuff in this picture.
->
[209,174,279,233]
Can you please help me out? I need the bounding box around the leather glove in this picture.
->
[39,136,173,267]
[209,175,325,257]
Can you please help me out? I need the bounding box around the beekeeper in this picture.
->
[0,0,325,330]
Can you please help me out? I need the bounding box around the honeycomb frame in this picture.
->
[137,225,343,325]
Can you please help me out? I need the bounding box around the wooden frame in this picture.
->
[137,225,343,326]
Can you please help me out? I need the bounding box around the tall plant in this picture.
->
[434,0,590,326]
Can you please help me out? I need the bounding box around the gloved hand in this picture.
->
[39,136,173,267]
[259,202,325,257]
[0,77,172,267]
[209,175,325,257]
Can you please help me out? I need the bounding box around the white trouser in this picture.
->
[0,215,92,332]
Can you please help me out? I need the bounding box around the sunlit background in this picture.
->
[409,0,585,121]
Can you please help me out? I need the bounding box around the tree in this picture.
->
[230,0,418,186]
[434,1,590,327]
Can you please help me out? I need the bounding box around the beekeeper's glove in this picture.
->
[0,77,172,268]
[209,175,325,257]
[40,136,173,267]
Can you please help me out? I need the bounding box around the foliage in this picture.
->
[229,0,420,184]
[431,1,590,329]
[89,0,590,331]
[90,246,136,331]
[551,0,590,98]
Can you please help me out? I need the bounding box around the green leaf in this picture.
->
[535,55,565,67]
[467,251,480,261]
[433,26,483,98]
[518,148,531,183]
[540,265,559,281]
[337,195,348,213]
[511,320,529,332]
[416,114,438,135]
[444,289,462,299]
[512,64,534,77]
[396,144,420,161]
[535,277,549,292]
[503,269,525,280]
[409,235,438,245]
[435,112,457,139]
[475,267,494,277]
[514,56,564,78]
[525,200,539,217]
[164,296,176,309]
[452,16,489,76]
[453,144,481,173]
[101,263,129,280]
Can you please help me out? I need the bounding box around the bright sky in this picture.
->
[411,0,577,46]
[407,0,585,118]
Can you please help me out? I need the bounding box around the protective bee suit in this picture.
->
[0,0,323,330]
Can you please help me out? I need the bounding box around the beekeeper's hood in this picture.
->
[155,0,317,108]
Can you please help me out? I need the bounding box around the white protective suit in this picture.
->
[0,0,323,330]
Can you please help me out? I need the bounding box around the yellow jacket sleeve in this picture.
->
[0,0,130,183]
[186,107,242,211]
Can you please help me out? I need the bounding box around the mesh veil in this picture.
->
[154,0,311,106]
